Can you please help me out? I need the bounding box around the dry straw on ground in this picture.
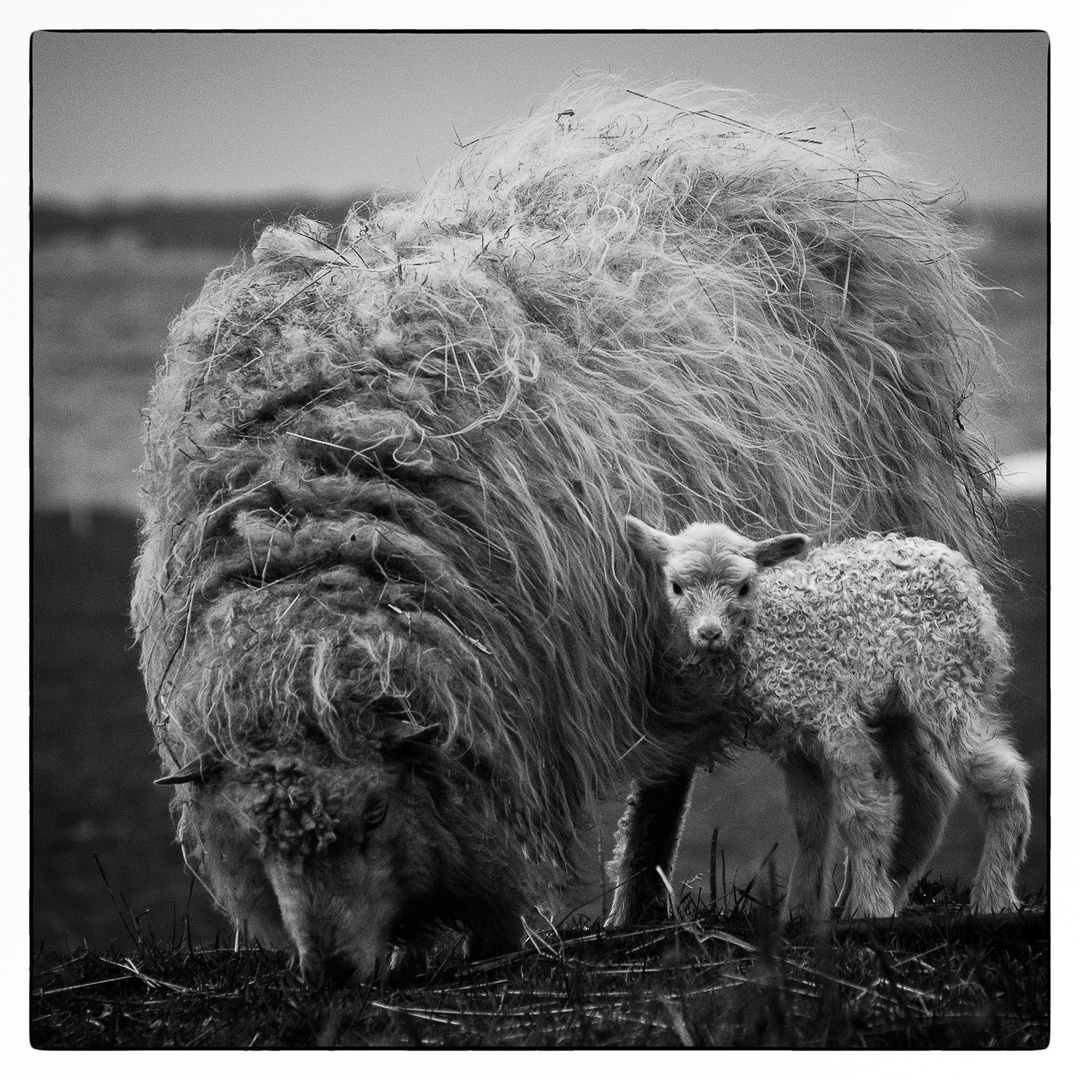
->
[132,80,1005,917]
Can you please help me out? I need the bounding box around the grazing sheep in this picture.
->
[132,80,1006,982]
[614,519,1030,923]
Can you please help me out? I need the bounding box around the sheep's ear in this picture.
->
[751,533,811,568]
[394,723,442,747]
[155,752,223,786]
[624,515,673,563]
[386,723,443,766]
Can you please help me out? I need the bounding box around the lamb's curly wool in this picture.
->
[730,535,1008,733]
[740,536,1029,919]
[613,531,1030,923]
[132,80,1007,979]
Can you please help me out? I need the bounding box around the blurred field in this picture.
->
[31,206,1046,518]
[33,236,236,515]
[31,207,1046,954]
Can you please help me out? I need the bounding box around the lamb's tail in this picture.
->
[963,729,1031,912]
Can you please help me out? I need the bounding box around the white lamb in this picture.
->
[620,517,1031,922]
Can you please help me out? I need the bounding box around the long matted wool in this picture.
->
[132,81,1005,933]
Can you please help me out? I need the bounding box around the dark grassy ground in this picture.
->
[30,898,1048,1048]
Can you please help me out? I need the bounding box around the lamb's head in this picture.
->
[157,725,447,987]
[625,516,810,656]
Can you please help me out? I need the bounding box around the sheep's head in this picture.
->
[156,724,443,987]
[625,516,810,656]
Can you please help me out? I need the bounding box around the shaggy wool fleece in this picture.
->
[694,534,1011,741]
[132,81,1005,914]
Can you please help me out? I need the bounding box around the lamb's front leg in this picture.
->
[780,751,836,925]
[605,770,695,928]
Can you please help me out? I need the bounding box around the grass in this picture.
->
[31,878,1048,1049]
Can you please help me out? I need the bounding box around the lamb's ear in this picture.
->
[751,533,811,568]
[624,515,673,564]
[155,752,224,786]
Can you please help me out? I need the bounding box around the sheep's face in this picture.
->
[625,517,810,657]
[251,770,425,987]
[158,734,443,987]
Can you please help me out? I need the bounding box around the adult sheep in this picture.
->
[132,81,1003,984]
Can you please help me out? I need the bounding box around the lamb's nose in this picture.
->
[694,622,726,648]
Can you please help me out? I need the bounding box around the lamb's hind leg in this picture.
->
[870,694,960,909]
[780,751,836,925]
[964,727,1031,912]
[605,770,696,928]
[887,752,959,908]
[828,717,900,919]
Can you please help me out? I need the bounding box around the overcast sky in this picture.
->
[32,31,1047,207]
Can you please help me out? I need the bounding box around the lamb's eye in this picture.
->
[670,580,683,596]
[363,799,388,828]
[738,582,751,598]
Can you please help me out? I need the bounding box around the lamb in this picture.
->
[611,518,1031,923]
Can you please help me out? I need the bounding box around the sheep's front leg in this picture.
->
[605,770,695,928]
[780,751,836,925]
[835,851,853,914]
